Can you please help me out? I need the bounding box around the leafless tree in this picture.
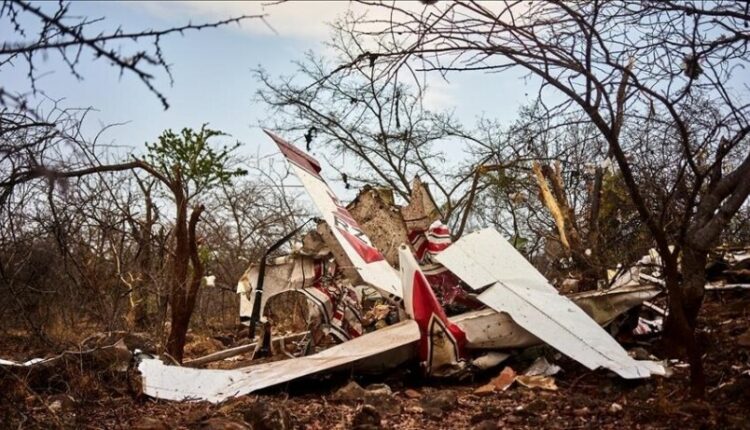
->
[255,22,500,232]
[320,0,750,396]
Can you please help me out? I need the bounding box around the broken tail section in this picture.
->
[399,244,466,376]
[265,130,402,302]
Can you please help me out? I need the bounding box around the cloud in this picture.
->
[128,0,533,51]
[129,1,361,40]
[129,1,464,41]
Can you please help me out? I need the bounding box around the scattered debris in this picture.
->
[471,352,510,370]
[185,332,309,367]
[137,133,666,404]
[474,366,517,395]
[0,357,54,367]
[473,383,497,396]
[523,357,561,377]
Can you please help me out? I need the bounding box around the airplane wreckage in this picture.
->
[137,131,666,403]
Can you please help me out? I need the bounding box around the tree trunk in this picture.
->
[185,205,205,322]
[532,161,570,249]
[165,199,205,363]
[128,182,156,331]
[127,277,149,330]
[532,161,602,289]
[127,233,152,331]
[681,246,707,326]
[166,187,190,362]
[661,250,706,398]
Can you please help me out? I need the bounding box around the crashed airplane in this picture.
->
[138,131,664,403]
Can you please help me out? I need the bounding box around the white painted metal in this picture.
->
[436,229,554,294]
[450,309,540,349]
[268,131,402,299]
[437,228,664,379]
[138,320,420,403]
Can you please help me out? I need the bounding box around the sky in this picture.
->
[1,1,535,200]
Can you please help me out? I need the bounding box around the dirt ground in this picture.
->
[1,290,748,430]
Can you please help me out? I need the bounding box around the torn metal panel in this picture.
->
[237,255,322,325]
[266,130,402,301]
[568,284,662,326]
[451,309,540,350]
[139,319,420,403]
[298,281,364,341]
[449,284,659,350]
[236,244,365,341]
[410,221,453,265]
[409,221,480,311]
[437,229,664,379]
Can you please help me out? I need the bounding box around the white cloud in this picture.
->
[126,0,529,111]
[128,1,463,41]
[128,1,360,40]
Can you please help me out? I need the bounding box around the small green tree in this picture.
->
[142,125,246,362]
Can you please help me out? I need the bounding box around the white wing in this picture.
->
[436,229,664,379]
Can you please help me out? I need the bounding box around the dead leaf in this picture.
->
[516,374,558,391]
[473,384,496,396]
